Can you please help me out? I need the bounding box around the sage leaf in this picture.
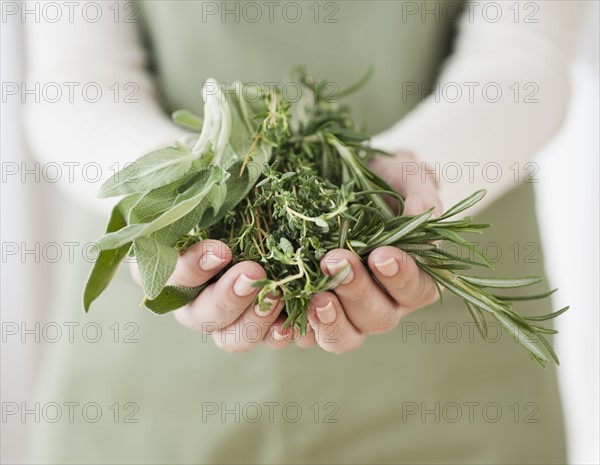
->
[172,109,203,132]
[98,145,197,198]
[127,167,227,224]
[154,162,250,247]
[83,193,141,312]
[196,161,257,229]
[97,165,229,250]
[133,236,179,300]
[145,283,208,315]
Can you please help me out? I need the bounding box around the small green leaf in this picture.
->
[329,63,374,100]
[279,237,294,257]
[494,312,549,367]
[324,264,351,290]
[196,161,258,229]
[154,163,249,246]
[437,190,486,220]
[314,217,329,230]
[95,223,147,251]
[97,165,228,249]
[348,240,367,248]
[465,302,487,339]
[525,305,570,322]
[145,284,208,314]
[363,209,432,253]
[98,146,196,198]
[460,276,543,289]
[494,288,557,302]
[133,236,179,300]
[537,333,560,365]
[172,109,203,132]
[83,194,141,312]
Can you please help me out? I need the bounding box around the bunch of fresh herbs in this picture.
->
[84,69,568,367]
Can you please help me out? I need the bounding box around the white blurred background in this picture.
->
[1,1,598,463]
[535,1,599,462]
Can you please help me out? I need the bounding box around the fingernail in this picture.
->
[373,257,399,278]
[254,296,277,317]
[199,252,226,271]
[273,327,288,341]
[273,324,296,341]
[316,301,336,324]
[233,274,256,297]
[326,259,354,284]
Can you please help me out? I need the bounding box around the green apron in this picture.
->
[28,2,566,463]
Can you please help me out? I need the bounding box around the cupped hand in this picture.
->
[297,151,444,354]
[130,240,289,353]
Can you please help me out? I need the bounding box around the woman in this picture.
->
[23,1,579,463]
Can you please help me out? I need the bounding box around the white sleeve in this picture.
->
[22,1,188,217]
[371,0,581,213]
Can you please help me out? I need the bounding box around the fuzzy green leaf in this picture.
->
[133,236,179,300]
[172,109,203,132]
[83,194,141,311]
[98,146,197,198]
[97,165,229,250]
[145,284,208,314]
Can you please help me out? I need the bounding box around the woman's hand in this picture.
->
[291,151,444,354]
[130,241,291,353]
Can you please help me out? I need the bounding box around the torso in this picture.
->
[28,2,566,463]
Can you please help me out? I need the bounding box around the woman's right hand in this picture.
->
[129,240,310,353]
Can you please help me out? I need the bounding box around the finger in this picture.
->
[396,165,442,217]
[174,261,265,333]
[168,240,232,287]
[370,151,442,216]
[368,246,439,312]
[212,298,284,353]
[262,315,293,350]
[403,188,443,217]
[307,292,364,354]
[295,324,317,349]
[321,249,401,335]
